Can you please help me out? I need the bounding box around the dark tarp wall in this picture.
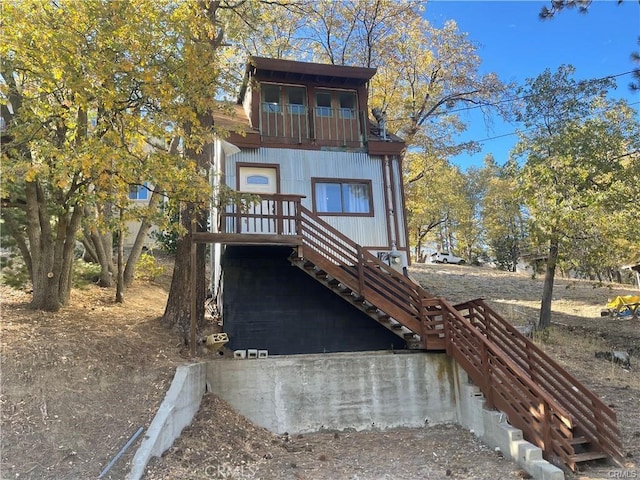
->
[221,246,407,355]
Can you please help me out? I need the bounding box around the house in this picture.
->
[207,56,414,355]
[193,57,623,471]
[622,261,640,289]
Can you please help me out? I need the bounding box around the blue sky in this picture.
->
[423,0,640,170]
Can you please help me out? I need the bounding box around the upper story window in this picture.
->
[262,84,281,113]
[262,84,308,115]
[129,183,150,201]
[339,92,356,119]
[315,89,358,119]
[315,91,332,117]
[312,178,373,216]
[287,86,306,114]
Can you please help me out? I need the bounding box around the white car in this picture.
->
[431,252,465,264]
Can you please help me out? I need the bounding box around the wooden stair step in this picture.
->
[327,277,340,286]
[570,436,589,445]
[390,322,403,330]
[570,451,608,463]
[403,332,416,340]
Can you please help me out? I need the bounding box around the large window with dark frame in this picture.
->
[313,179,373,215]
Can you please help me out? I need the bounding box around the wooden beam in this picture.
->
[190,222,197,358]
[191,232,302,246]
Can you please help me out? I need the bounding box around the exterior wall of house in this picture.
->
[223,147,404,250]
[220,246,408,354]
[210,58,411,355]
[123,189,159,249]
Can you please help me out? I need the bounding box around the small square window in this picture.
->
[129,183,149,201]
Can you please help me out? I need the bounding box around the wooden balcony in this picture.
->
[194,194,304,246]
[260,104,367,148]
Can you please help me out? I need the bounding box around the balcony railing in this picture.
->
[221,193,304,236]
[260,103,366,147]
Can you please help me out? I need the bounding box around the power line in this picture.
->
[388,69,637,122]
[443,70,637,116]
[471,100,640,145]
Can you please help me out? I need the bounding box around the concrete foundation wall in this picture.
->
[206,351,457,434]
[127,362,207,480]
[127,354,565,480]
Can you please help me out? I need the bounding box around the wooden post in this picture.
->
[357,246,365,294]
[542,401,552,458]
[276,196,283,235]
[442,301,451,355]
[190,220,197,358]
[481,344,494,409]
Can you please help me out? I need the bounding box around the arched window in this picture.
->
[246,175,269,185]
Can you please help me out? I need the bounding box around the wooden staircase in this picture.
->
[292,258,426,349]
[218,195,625,472]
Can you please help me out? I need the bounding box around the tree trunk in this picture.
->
[123,189,162,288]
[510,240,519,272]
[162,119,211,346]
[25,180,83,311]
[538,236,559,330]
[123,136,180,288]
[57,206,83,305]
[2,212,33,280]
[116,221,125,303]
[92,229,114,287]
[82,203,115,287]
[162,206,207,343]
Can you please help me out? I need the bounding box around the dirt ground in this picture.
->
[2,262,639,480]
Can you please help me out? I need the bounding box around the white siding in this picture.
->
[224,148,391,247]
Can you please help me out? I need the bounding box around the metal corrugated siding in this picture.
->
[391,157,407,247]
[225,148,389,246]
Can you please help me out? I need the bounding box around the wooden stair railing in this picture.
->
[426,297,580,469]
[219,195,623,471]
[455,298,624,470]
[295,205,438,346]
